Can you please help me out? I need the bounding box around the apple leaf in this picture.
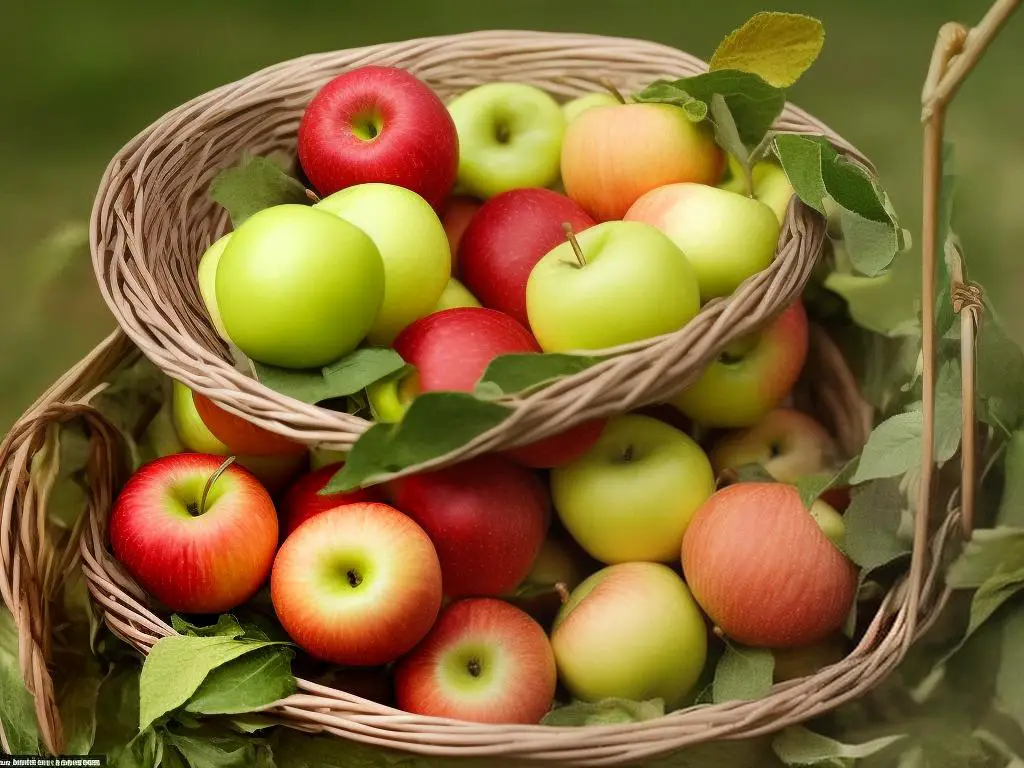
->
[0,609,42,755]
[184,646,296,717]
[793,458,858,510]
[252,348,408,406]
[998,433,1024,527]
[477,352,605,397]
[935,142,959,340]
[772,727,906,765]
[171,615,246,639]
[712,643,774,703]
[774,134,900,276]
[628,81,708,121]
[59,659,104,755]
[977,315,1024,436]
[321,393,514,492]
[209,155,309,228]
[721,462,778,485]
[93,665,144,757]
[709,12,825,89]
[823,268,922,339]
[164,727,276,768]
[841,479,912,572]
[108,728,165,768]
[540,697,666,726]
[708,94,754,195]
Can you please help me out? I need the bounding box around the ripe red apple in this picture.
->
[458,188,595,328]
[386,307,606,468]
[681,482,858,648]
[109,453,278,614]
[271,503,442,665]
[388,454,549,598]
[278,462,383,538]
[297,66,458,210]
[441,195,482,272]
[709,409,839,483]
[192,391,307,456]
[395,598,557,724]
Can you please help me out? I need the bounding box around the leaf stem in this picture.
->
[562,223,587,268]
[200,456,237,516]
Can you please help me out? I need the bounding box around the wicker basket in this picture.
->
[89,30,871,478]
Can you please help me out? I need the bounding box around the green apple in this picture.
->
[809,499,846,548]
[197,233,232,341]
[562,92,620,123]
[447,83,565,199]
[551,414,715,563]
[624,182,780,302]
[434,277,481,312]
[366,371,418,423]
[171,380,228,454]
[551,562,707,707]
[217,204,384,368]
[525,220,700,352]
[316,184,450,345]
[720,157,796,224]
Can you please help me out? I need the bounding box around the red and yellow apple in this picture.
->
[710,408,838,483]
[191,389,307,457]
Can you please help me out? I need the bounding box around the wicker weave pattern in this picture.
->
[90,30,868,481]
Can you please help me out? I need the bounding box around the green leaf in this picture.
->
[726,463,779,484]
[772,727,906,765]
[59,662,104,755]
[171,615,245,639]
[226,714,278,734]
[947,528,1024,589]
[109,727,164,768]
[823,270,921,339]
[92,664,142,756]
[839,209,900,276]
[139,635,289,730]
[713,644,774,703]
[253,348,408,406]
[996,607,1024,731]
[184,646,296,716]
[708,94,752,192]
[977,317,1024,435]
[842,479,912,572]
[794,459,858,510]
[322,392,513,492]
[709,12,825,88]
[478,352,604,397]
[209,155,309,228]
[164,730,275,768]
[628,80,708,120]
[936,142,958,339]
[998,432,1024,526]
[540,698,665,726]
[0,609,40,755]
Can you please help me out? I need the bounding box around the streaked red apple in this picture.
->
[710,409,839,483]
[278,463,382,538]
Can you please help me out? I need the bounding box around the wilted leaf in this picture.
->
[478,352,604,397]
[709,12,825,88]
[713,644,774,703]
[209,155,309,228]
[772,727,906,765]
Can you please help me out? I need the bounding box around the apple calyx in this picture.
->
[304,188,321,204]
[554,582,570,604]
[599,78,627,104]
[467,657,483,678]
[618,444,636,463]
[346,567,364,589]
[193,456,237,517]
[561,222,588,268]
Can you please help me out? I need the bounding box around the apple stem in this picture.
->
[562,223,587,268]
[600,78,627,104]
[712,625,726,640]
[199,456,237,516]
[621,444,635,463]
[554,582,570,604]
[305,188,321,204]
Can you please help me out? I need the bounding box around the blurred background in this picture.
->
[2,0,1022,430]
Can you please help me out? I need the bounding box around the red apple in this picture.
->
[709,409,839,483]
[458,188,595,328]
[278,463,383,538]
[681,482,858,648]
[441,195,482,273]
[192,391,307,457]
[395,598,557,724]
[297,66,458,210]
[388,454,549,598]
[388,307,605,467]
[109,453,278,614]
[271,503,442,665]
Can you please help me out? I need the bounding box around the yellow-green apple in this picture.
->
[395,598,557,724]
[384,307,606,468]
[216,204,384,368]
[316,183,451,344]
[172,380,229,455]
[550,562,707,706]
[669,300,809,428]
[459,187,595,327]
[624,182,780,301]
[551,414,715,563]
[109,453,278,613]
[433,277,481,312]
[447,83,565,198]
[560,103,724,221]
[388,454,549,598]
[526,220,701,352]
[197,233,232,341]
[562,92,621,123]
[681,482,858,647]
[191,389,307,457]
[772,633,848,683]
[720,157,795,224]
[441,195,482,271]
[710,409,838,483]
[297,66,458,210]
[278,463,383,538]
[271,502,442,665]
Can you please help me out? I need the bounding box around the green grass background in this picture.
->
[2,0,1022,430]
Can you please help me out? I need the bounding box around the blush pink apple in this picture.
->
[710,409,839,483]
[278,462,383,538]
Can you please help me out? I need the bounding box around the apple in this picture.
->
[550,562,707,707]
[624,182,780,302]
[278,463,382,538]
[551,414,715,564]
[297,65,458,210]
[197,233,232,341]
[191,389,307,457]
[110,453,278,613]
[681,482,859,648]
[447,83,565,198]
[668,300,809,428]
[562,92,621,123]
[526,220,700,352]
[216,204,384,368]
[388,454,549,598]
[172,380,229,455]
[710,408,839,483]
[434,277,481,312]
[720,157,796,225]
[459,187,595,328]
[316,184,451,345]
[441,195,482,270]
[395,598,557,724]
[506,529,598,629]
[271,502,443,665]
[560,103,724,222]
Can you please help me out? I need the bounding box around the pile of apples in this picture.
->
[109,65,860,725]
